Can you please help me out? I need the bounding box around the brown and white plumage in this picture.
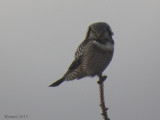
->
[49,22,114,87]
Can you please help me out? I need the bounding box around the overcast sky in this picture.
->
[0,0,160,120]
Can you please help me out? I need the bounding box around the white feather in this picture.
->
[93,40,114,50]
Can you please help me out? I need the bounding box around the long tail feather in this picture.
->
[49,78,64,87]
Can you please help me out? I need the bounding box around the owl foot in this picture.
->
[97,75,107,84]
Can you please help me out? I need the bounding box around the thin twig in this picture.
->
[98,76,110,120]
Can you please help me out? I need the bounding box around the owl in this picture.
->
[49,22,114,87]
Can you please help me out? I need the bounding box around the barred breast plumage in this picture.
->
[82,40,114,77]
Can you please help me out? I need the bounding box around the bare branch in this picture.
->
[98,76,110,120]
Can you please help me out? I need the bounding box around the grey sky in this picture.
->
[0,0,160,120]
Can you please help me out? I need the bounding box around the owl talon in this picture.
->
[97,75,107,84]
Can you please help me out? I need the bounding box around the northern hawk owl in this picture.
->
[49,22,114,87]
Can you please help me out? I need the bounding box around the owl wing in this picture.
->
[66,40,88,73]
[65,56,82,75]
[75,39,90,59]
[63,39,90,80]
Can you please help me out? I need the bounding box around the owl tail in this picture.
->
[49,78,64,87]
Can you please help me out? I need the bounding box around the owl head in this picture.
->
[85,22,114,44]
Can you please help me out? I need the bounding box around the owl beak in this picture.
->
[94,32,101,39]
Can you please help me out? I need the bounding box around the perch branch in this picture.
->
[98,76,110,120]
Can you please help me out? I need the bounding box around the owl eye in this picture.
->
[102,28,107,33]
[91,29,97,34]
